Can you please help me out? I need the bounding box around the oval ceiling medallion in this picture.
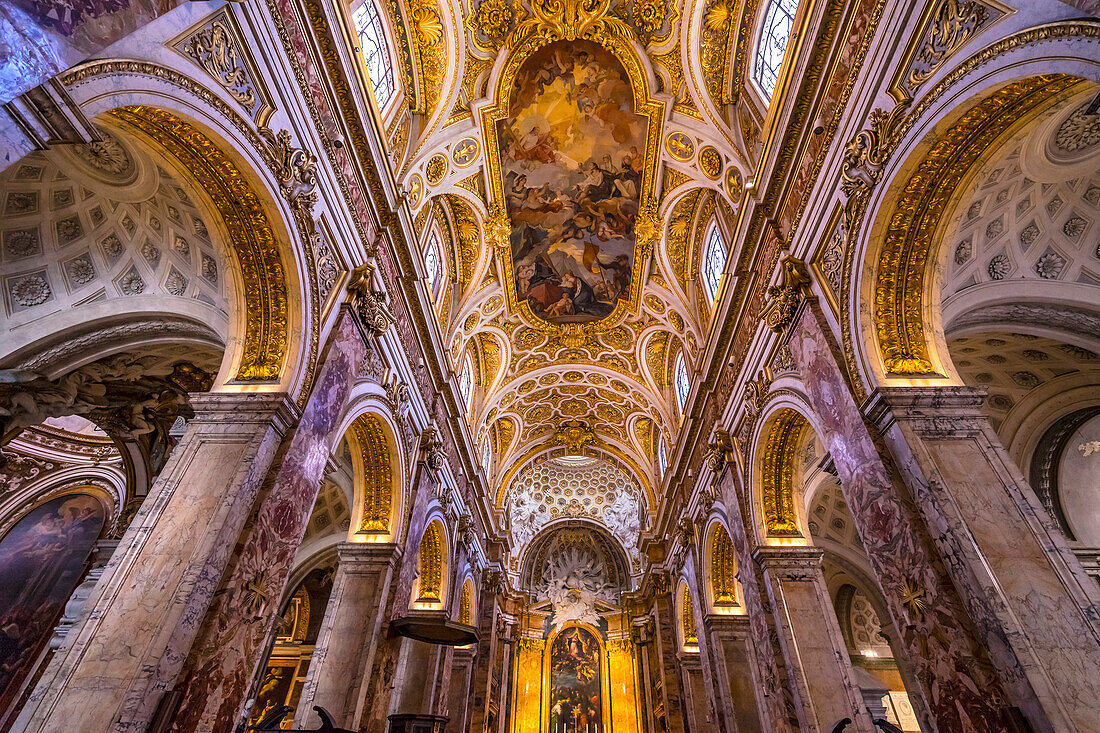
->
[425,154,449,185]
[452,137,480,167]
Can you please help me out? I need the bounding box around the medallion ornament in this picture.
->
[666,131,694,161]
[553,419,597,453]
[425,153,449,185]
[698,146,722,179]
[475,0,514,43]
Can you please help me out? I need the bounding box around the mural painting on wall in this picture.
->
[548,626,602,733]
[499,40,645,324]
[0,494,104,711]
[0,0,183,102]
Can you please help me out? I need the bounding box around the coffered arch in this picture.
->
[850,27,1100,391]
[46,60,322,398]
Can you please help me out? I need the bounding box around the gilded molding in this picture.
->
[681,586,698,645]
[170,9,275,126]
[108,106,289,382]
[710,523,737,605]
[760,408,804,536]
[352,414,393,533]
[873,76,1077,375]
[417,520,445,601]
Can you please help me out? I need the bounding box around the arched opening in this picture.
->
[413,519,448,608]
[705,521,742,612]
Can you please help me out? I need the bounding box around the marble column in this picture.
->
[753,547,873,733]
[681,545,723,733]
[294,542,402,728]
[866,386,1100,732]
[17,391,299,733]
[785,300,1026,732]
[359,466,439,733]
[712,471,796,733]
[650,591,690,733]
[468,585,507,733]
[166,313,367,733]
[701,615,766,733]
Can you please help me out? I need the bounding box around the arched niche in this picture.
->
[704,519,743,613]
[751,402,818,543]
[520,521,632,604]
[411,518,449,609]
[342,410,402,542]
[676,580,699,652]
[34,60,321,396]
[855,69,1095,387]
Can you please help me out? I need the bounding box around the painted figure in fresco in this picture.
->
[548,627,602,733]
[0,494,104,713]
[498,40,646,324]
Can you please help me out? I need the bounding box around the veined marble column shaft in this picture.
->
[167,313,368,733]
[866,386,1100,732]
[701,615,766,733]
[754,546,873,733]
[17,391,299,733]
[786,300,1020,732]
[295,542,401,728]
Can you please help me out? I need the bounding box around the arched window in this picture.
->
[657,435,668,476]
[675,353,690,411]
[459,357,472,406]
[352,0,397,110]
[424,228,441,293]
[482,439,491,474]
[702,224,727,302]
[754,0,798,99]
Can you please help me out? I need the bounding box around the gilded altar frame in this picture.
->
[477,0,667,339]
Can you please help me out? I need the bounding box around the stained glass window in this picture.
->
[754,0,798,99]
[424,229,440,291]
[703,224,727,302]
[675,353,690,411]
[352,1,397,110]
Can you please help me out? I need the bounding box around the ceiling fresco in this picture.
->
[500,40,645,324]
[375,0,754,532]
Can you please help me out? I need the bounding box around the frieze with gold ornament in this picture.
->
[888,0,1009,105]
[170,8,275,126]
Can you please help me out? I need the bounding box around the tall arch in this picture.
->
[36,60,318,395]
[414,519,448,606]
[754,406,809,539]
[705,520,741,610]
[345,412,397,537]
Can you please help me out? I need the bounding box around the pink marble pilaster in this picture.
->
[294,542,402,728]
[865,386,1100,732]
[787,302,1022,732]
[166,312,368,733]
[18,391,298,733]
[713,471,797,732]
[753,546,873,733]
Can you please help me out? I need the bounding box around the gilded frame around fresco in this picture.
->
[476,0,666,340]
